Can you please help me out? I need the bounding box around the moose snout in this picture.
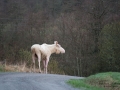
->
[61,48,65,53]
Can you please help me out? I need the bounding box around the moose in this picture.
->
[31,41,65,74]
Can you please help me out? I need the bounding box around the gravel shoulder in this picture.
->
[0,72,84,90]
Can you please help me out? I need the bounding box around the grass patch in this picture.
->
[0,62,31,73]
[68,79,104,90]
[0,65,5,72]
[67,72,120,90]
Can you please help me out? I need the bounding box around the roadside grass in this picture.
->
[68,79,104,90]
[67,72,120,90]
[0,65,4,72]
[0,63,31,73]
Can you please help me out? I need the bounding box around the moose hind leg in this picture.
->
[37,54,42,73]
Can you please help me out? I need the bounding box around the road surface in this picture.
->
[0,72,83,90]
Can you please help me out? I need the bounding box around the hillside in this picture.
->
[0,0,120,76]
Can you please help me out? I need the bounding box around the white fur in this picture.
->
[31,41,65,74]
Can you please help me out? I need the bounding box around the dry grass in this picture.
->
[0,61,65,74]
[0,61,40,73]
[4,64,31,72]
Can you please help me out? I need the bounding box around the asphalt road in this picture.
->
[0,72,83,90]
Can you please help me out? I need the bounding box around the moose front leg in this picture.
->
[43,59,49,74]
[42,56,46,73]
[45,57,50,74]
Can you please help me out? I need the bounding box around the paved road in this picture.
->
[0,72,83,90]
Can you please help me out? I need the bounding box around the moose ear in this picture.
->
[54,41,58,45]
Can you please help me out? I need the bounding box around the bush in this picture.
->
[18,49,31,67]
[99,22,120,71]
[48,58,64,74]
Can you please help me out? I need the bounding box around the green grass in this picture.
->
[0,65,5,72]
[67,72,120,90]
[68,79,104,90]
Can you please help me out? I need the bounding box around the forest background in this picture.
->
[0,0,120,76]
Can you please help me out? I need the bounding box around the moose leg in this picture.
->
[43,60,46,73]
[45,57,49,74]
[45,60,48,74]
[37,54,41,73]
[43,60,48,74]
[38,60,41,73]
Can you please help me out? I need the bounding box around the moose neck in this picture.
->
[47,44,56,54]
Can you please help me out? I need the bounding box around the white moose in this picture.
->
[31,41,65,74]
